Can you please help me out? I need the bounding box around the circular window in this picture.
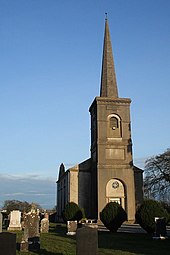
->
[112,181,119,189]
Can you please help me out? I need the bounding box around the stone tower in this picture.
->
[56,18,143,223]
[89,18,137,221]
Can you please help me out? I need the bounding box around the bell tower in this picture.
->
[89,17,136,221]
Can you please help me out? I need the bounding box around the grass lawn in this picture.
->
[14,223,170,255]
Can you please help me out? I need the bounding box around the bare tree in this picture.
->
[144,148,170,202]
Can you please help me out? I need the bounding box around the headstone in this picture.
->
[0,212,2,232]
[76,226,98,255]
[155,217,167,238]
[0,232,16,255]
[44,212,49,220]
[40,218,49,233]
[8,210,22,231]
[67,220,77,235]
[3,218,10,230]
[20,211,40,252]
[20,236,28,252]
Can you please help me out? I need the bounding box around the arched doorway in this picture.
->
[106,179,126,209]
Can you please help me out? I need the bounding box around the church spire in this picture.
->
[100,17,118,98]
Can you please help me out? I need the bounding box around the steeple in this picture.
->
[100,17,118,98]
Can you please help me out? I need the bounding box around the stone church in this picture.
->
[57,18,143,222]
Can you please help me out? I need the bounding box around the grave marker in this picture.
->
[67,220,77,235]
[20,211,40,252]
[8,210,22,231]
[40,217,49,233]
[0,212,2,232]
[76,226,98,255]
[0,232,16,255]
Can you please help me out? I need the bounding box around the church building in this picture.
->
[56,18,143,222]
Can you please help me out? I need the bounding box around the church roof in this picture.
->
[100,17,118,98]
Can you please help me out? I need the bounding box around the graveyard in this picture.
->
[0,208,170,255]
[11,224,170,255]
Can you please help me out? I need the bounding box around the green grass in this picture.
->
[13,223,170,255]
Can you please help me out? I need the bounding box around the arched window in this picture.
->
[106,179,126,209]
[110,117,118,129]
[108,114,122,138]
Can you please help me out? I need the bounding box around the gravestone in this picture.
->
[76,226,98,255]
[20,211,40,252]
[67,220,77,235]
[44,212,49,220]
[155,217,167,238]
[0,232,16,255]
[8,210,22,231]
[40,217,49,233]
[0,212,2,232]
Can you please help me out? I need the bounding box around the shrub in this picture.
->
[160,201,170,215]
[100,202,127,232]
[135,199,170,234]
[62,202,83,223]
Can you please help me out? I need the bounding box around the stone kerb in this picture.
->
[8,210,22,231]
[0,232,16,255]
[76,225,98,255]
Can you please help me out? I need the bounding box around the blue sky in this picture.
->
[0,0,170,209]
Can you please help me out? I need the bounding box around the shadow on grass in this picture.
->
[32,249,62,255]
[11,223,76,255]
[50,224,67,237]
[31,249,62,255]
[50,223,76,240]
[16,243,62,255]
[98,231,170,255]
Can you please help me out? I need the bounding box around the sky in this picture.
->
[0,0,170,209]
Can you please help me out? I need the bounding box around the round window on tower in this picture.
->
[112,181,119,189]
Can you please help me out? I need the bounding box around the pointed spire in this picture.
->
[59,163,65,179]
[100,17,118,98]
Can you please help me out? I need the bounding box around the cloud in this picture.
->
[4,192,25,196]
[0,173,56,209]
[0,173,54,181]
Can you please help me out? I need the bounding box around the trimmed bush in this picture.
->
[62,202,83,223]
[135,199,170,234]
[160,201,170,215]
[100,202,127,232]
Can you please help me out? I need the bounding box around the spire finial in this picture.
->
[105,12,108,20]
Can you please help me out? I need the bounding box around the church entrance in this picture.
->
[109,197,121,204]
[106,179,126,209]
